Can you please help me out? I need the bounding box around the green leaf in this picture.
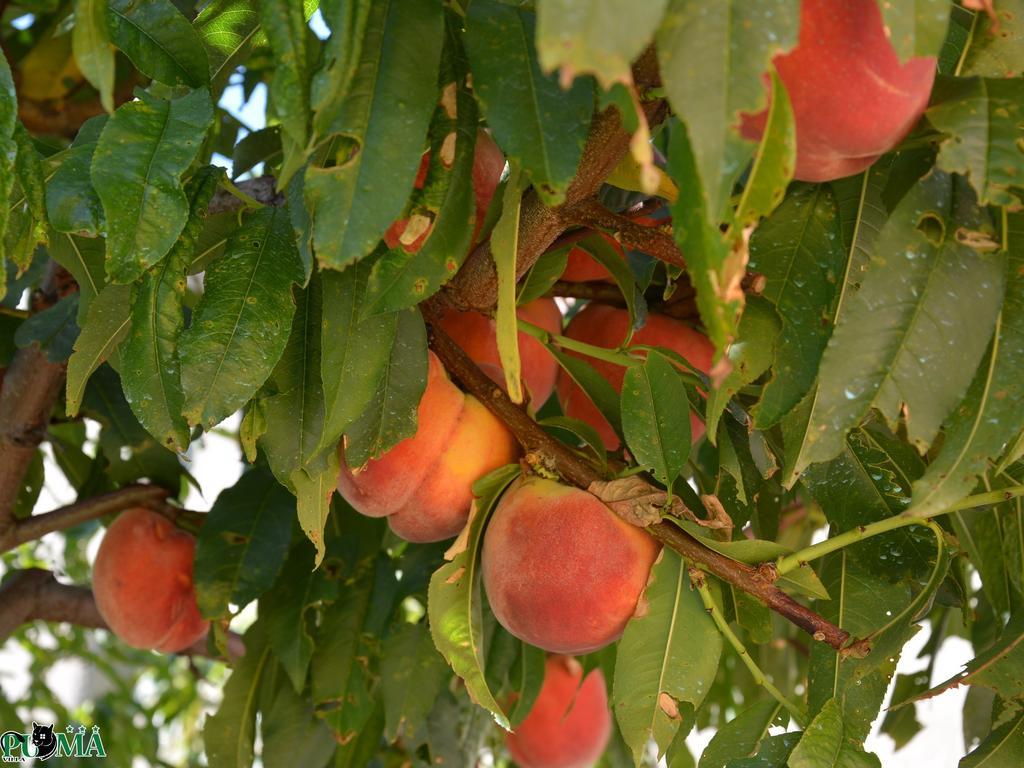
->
[231,126,282,179]
[92,88,214,283]
[194,0,260,83]
[381,621,451,742]
[107,0,209,87]
[466,0,592,205]
[122,167,221,452]
[264,540,341,693]
[50,233,106,317]
[734,69,796,228]
[317,261,398,456]
[547,344,624,439]
[309,0,373,138]
[612,549,722,763]
[960,0,1024,78]
[706,296,779,440]
[304,0,443,269]
[779,162,893,486]
[258,0,311,184]
[698,699,782,768]
[797,171,1005,468]
[749,184,845,429]
[667,121,741,354]
[15,294,80,363]
[362,29,479,315]
[878,673,927,750]
[0,50,16,295]
[65,283,130,417]
[535,0,666,88]
[657,0,799,219]
[73,0,115,113]
[910,215,1024,517]
[179,205,302,430]
[789,699,881,768]
[622,350,691,487]
[725,733,800,768]
[427,464,520,730]
[961,711,1024,768]
[292,460,337,567]
[879,0,952,62]
[493,163,525,404]
[807,553,911,743]
[929,76,1024,208]
[193,468,295,619]
[258,662,337,768]
[204,619,272,768]
[45,114,107,236]
[802,421,935,579]
[343,308,427,467]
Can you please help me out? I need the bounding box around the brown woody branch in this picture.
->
[0,569,241,659]
[566,198,685,269]
[428,322,851,651]
[434,50,669,312]
[0,484,172,552]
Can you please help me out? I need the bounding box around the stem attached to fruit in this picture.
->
[428,321,852,651]
[774,484,1024,576]
[690,568,807,727]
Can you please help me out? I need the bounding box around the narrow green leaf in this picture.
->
[317,262,398,457]
[45,114,107,236]
[698,699,782,768]
[381,622,450,742]
[92,88,213,283]
[960,0,1024,77]
[929,76,1024,208]
[309,0,373,139]
[799,171,1005,467]
[657,0,799,219]
[49,232,106,318]
[258,0,310,185]
[304,0,443,269]
[427,465,520,730]
[493,163,525,404]
[179,205,303,430]
[65,283,130,417]
[622,351,691,487]
[466,0,591,205]
[789,699,881,768]
[193,468,295,618]
[612,549,723,764]
[960,711,1024,768]
[73,0,115,113]
[15,294,80,363]
[734,69,796,228]
[343,307,427,468]
[535,0,667,89]
[107,0,210,87]
[0,49,16,295]
[194,0,260,83]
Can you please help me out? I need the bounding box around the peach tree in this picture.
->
[0,0,1022,766]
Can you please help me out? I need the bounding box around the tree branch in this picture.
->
[207,176,284,215]
[0,484,172,552]
[427,322,851,651]
[565,198,685,269]
[0,263,72,535]
[433,50,669,312]
[0,569,241,659]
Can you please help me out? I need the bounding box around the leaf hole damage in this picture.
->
[915,213,944,246]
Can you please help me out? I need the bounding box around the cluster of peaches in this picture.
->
[86,1,936,763]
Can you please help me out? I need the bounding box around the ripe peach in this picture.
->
[384,130,505,252]
[482,476,660,654]
[555,303,714,450]
[559,230,625,283]
[740,0,936,182]
[506,656,611,768]
[337,352,519,543]
[92,508,208,653]
[435,298,562,406]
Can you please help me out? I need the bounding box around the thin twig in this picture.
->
[566,198,685,269]
[427,321,851,651]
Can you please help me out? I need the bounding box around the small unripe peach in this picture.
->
[506,656,611,768]
[556,303,714,450]
[435,298,562,406]
[482,476,660,655]
[92,508,208,653]
[337,352,520,543]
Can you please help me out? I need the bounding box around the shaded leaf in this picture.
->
[880,0,953,62]
[107,0,209,87]
[72,0,115,112]
[381,621,450,742]
[65,282,130,417]
[45,114,107,236]
[699,699,782,768]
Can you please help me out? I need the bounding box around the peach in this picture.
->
[740,0,936,182]
[555,303,714,450]
[384,130,505,252]
[506,656,611,768]
[481,476,660,654]
[92,508,208,653]
[337,351,519,543]
[559,230,625,283]
[435,298,562,406]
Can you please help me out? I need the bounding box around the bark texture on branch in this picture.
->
[428,323,851,651]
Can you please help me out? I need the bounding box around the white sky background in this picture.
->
[2,9,973,765]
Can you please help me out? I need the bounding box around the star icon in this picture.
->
[65,725,74,733]
[91,725,100,734]
[77,725,86,735]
